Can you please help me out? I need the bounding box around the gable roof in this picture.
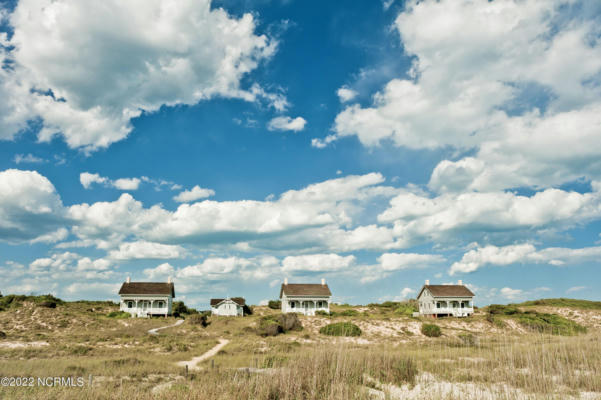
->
[118,282,175,297]
[280,283,332,298]
[210,297,245,306]
[418,285,474,298]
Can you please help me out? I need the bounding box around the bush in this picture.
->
[458,333,478,346]
[279,313,303,331]
[267,300,281,310]
[257,314,303,336]
[107,311,130,319]
[319,322,361,337]
[257,317,283,337]
[315,310,330,316]
[516,312,587,335]
[0,331,6,339]
[421,323,441,337]
[38,301,57,308]
[337,309,359,317]
[188,313,210,327]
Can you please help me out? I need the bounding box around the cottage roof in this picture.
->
[279,283,332,298]
[210,297,245,306]
[418,285,474,298]
[118,282,175,297]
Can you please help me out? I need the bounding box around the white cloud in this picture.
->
[329,0,601,193]
[0,169,67,243]
[450,243,601,275]
[14,154,45,164]
[80,172,140,190]
[112,178,141,191]
[267,116,307,132]
[336,87,358,102]
[566,286,586,294]
[378,187,601,246]
[108,241,184,260]
[282,253,355,272]
[399,287,415,299]
[500,287,523,300]
[378,252,444,271]
[173,185,215,203]
[144,263,175,280]
[1,0,278,152]
[80,172,108,189]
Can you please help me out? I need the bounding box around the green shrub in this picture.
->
[257,313,303,336]
[172,301,197,317]
[315,310,330,316]
[188,313,210,327]
[38,301,57,308]
[319,322,361,337]
[106,311,130,319]
[516,312,587,335]
[267,300,281,310]
[421,323,441,337]
[488,304,519,315]
[458,333,478,346]
[516,298,601,309]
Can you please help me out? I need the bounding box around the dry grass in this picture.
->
[0,301,599,399]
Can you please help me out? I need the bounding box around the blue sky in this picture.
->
[1,0,600,309]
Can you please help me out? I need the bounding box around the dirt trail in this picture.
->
[176,338,229,371]
[148,319,184,335]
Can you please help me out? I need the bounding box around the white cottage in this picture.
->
[210,297,245,316]
[417,280,474,318]
[118,277,175,318]
[280,278,331,316]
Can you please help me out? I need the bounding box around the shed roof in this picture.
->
[118,282,175,297]
[280,283,332,298]
[419,285,474,298]
[210,297,245,306]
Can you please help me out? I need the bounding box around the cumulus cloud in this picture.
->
[0,169,67,243]
[108,241,184,260]
[378,252,444,271]
[80,172,141,190]
[378,187,601,247]
[500,287,523,300]
[173,186,215,203]
[144,263,175,280]
[330,0,601,192]
[267,116,307,132]
[1,0,278,152]
[336,87,358,102]
[281,253,355,272]
[450,243,601,275]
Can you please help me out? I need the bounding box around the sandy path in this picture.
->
[148,319,184,335]
[176,338,229,371]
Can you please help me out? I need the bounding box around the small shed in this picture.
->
[210,297,245,316]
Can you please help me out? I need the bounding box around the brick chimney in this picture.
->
[425,279,429,285]
[126,276,131,283]
[321,278,325,286]
[284,277,288,285]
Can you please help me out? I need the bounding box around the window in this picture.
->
[156,301,164,308]
[127,301,133,308]
[436,302,441,309]
[290,301,295,309]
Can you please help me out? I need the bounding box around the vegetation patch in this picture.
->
[516,298,601,310]
[421,323,442,337]
[187,312,210,327]
[516,312,587,335]
[257,313,303,336]
[106,311,130,319]
[319,322,361,337]
[0,331,6,339]
[267,300,281,310]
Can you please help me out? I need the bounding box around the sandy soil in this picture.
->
[176,338,230,371]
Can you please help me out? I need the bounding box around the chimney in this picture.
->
[167,276,172,284]
[284,278,288,285]
[321,278,325,286]
[458,279,462,285]
[425,279,429,285]
[126,276,130,283]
